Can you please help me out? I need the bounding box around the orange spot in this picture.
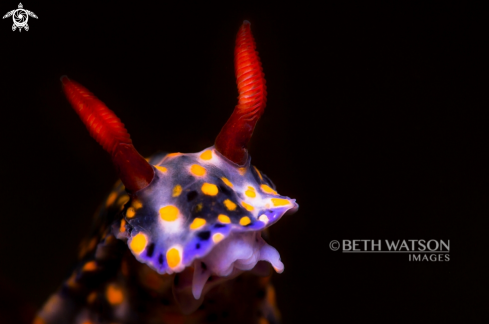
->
[100,228,109,239]
[212,233,225,243]
[82,261,97,272]
[120,219,126,233]
[260,184,278,195]
[87,291,97,304]
[106,284,124,305]
[271,198,290,207]
[117,195,129,206]
[172,185,182,197]
[87,237,97,251]
[238,167,247,175]
[259,318,270,324]
[201,183,218,196]
[223,199,237,211]
[245,186,256,198]
[267,285,277,307]
[129,233,148,254]
[253,166,264,180]
[241,201,255,211]
[166,248,181,269]
[105,234,116,245]
[132,199,143,209]
[66,272,78,289]
[167,152,181,158]
[33,317,46,324]
[160,205,179,221]
[200,150,213,160]
[239,216,251,226]
[106,192,118,207]
[78,247,87,260]
[155,165,168,173]
[190,218,206,230]
[221,177,234,188]
[126,207,136,218]
[190,164,206,176]
[218,214,231,224]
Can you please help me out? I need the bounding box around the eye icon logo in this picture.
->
[3,3,37,32]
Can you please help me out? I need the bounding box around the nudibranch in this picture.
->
[60,20,297,301]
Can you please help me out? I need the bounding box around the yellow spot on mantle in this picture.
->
[238,167,247,175]
[172,185,182,197]
[130,233,148,255]
[82,261,97,272]
[201,183,218,196]
[160,205,179,221]
[200,150,213,160]
[245,186,256,198]
[271,198,290,207]
[239,216,251,226]
[260,184,278,195]
[126,207,136,218]
[212,233,225,243]
[166,248,181,269]
[218,214,231,224]
[190,218,206,230]
[241,201,254,211]
[221,177,233,188]
[167,152,181,158]
[223,199,237,211]
[155,165,168,173]
[106,284,124,305]
[190,164,206,176]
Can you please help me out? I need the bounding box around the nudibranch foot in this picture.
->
[190,230,283,299]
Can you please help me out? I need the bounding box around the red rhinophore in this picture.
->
[61,76,132,153]
[61,76,154,192]
[215,20,267,165]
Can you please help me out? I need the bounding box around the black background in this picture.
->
[0,2,486,323]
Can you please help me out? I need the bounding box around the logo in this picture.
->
[330,239,450,261]
[3,3,38,32]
